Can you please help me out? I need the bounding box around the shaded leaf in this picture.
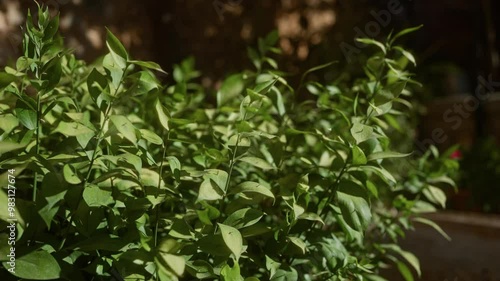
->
[239,156,274,170]
[351,122,374,144]
[110,115,138,145]
[336,180,372,231]
[367,151,412,161]
[106,28,128,60]
[230,181,275,200]
[83,184,114,207]
[412,217,451,241]
[3,250,61,280]
[217,74,245,107]
[224,208,263,229]
[218,223,243,260]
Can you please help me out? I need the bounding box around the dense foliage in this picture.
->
[0,7,458,281]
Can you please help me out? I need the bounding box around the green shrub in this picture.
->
[0,7,458,281]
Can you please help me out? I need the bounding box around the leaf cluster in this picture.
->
[0,8,458,281]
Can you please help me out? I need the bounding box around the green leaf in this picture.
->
[383,244,421,277]
[0,141,27,154]
[130,60,167,74]
[169,219,193,240]
[43,14,59,39]
[253,78,276,93]
[423,185,446,208]
[366,180,379,198]
[87,68,108,104]
[204,169,229,188]
[38,172,66,229]
[396,261,414,281]
[54,121,95,137]
[352,145,367,165]
[247,47,261,70]
[230,181,275,200]
[297,213,324,225]
[140,168,165,188]
[265,30,280,46]
[299,61,337,87]
[186,260,215,279]
[350,122,374,144]
[63,164,81,185]
[0,114,19,134]
[390,25,423,45]
[367,151,412,161]
[387,81,407,98]
[155,99,170,131]
[270,267,298,281]
[271,89,286,116]
[0,188,24,226]
[316,237,347,271]
[118,153,142,172]
[130,71,160,95]
[239,156,274,170]
[218,223,243,260]
[223,208,263,229]
[139,129,163,145]
[266,256,281,279]
[197,169,228,201]
[365,275,389,281]
[157,253,185,277]
[196,202,221,225]
[83,184,114,207]
[427,175,456,188]
[15,100,37,130]
[3,249,61,280]
[356,38,386,54]
[110,115,138,145]
[288,237,306,254]
[166,156,181,181]
[332,205,364,243]
[221,261,242,281]
[198,179,224,201]
[0,73,17,89]
[217,74,245,107]
[336,180,372,231]
[412,217,451,241]
[106,28,128,60]
[394,46,416,66]
[240,223,271,238]
[358,165,397,184]
[43,56,62,90]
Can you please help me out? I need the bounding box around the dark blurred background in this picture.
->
[1,1,499,280]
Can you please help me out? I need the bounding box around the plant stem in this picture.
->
[33,92,42,202]
[154,132,169,247]
[365,53,387,122]
[59,66,127,251]
[287,149,351,267]
[319,160,349,218]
